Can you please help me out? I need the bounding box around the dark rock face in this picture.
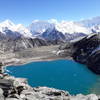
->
[42,28,66,44]
[72,34,100,63]
[65,32,87,41]
[58,34,100,74]
[87,50,100,74]
[72,34,100,74]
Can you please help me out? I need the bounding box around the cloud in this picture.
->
[48,19,58,24]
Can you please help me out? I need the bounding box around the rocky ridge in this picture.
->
[0,36,48,52]
[57,33,100,74]
[72,34,100,74]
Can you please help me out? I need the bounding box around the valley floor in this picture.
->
[0,45,72,67]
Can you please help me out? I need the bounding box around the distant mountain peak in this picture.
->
[0,20,32,38]
[28,20,55,34]
[0,19,15,27]
[78,16,100,27]
[15,24,32,37]
[0,16,100,41]
[0,20,15,33]
[55,21,90,34]
[29,20,91,35]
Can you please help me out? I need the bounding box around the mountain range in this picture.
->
[0,16,100,51]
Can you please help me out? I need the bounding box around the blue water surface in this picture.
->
[7,60,100,94]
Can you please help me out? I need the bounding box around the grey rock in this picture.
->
[5,98,21,100]
[0,36,48,52]
[0,88,4,100]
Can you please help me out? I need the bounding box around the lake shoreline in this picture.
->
[5,57,73,67]
[1,45,72,68]
[1,46,100,99]
[3,45,99,97]
[7,59,99,95]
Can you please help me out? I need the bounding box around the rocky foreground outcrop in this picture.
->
[57,33,100,74]
[0,65,99,100]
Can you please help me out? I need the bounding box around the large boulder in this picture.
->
[0,88,4,100]
[0,79,13,97]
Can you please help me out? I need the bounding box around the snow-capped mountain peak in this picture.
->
[55,21,90,34]
[15,24,32,37]
[28,20,55,34]
[0,20,32,37]
[78,16,100,28]
[1,19,15,27]
[1,17,100,41]
[28,20,91,36]
[0,20,15,33]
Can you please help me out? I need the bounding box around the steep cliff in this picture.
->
[57,34,100,74]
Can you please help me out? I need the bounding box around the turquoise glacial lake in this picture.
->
[7,60,100,95]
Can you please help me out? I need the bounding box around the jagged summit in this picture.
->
[28,20,91,35]
[0,19,15,32]
[0,20,32,37]
[28,20,55,34]
[1,19,15,26]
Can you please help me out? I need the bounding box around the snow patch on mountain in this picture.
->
[91,25,100,33]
